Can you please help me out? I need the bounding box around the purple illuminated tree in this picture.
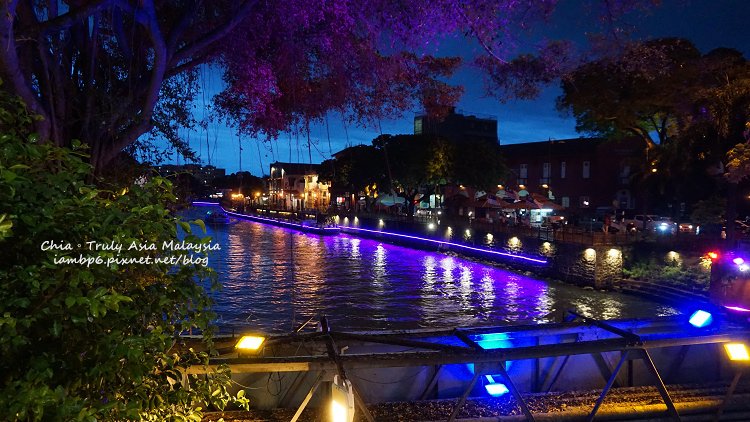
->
[0,1,650,171]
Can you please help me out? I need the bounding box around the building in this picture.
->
[155,164,226,186]
[268,162,331,211]
[499,137,645,213]
[414,108,498,144]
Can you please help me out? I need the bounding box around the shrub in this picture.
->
[0,86,246,420]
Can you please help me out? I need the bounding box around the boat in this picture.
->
[205,210,233,225]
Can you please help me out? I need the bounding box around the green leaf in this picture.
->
[51,320,61,337]
[179,221,192,233]
[194,219,206,234]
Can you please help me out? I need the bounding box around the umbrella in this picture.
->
[503,200,539,210]
[375,194,406,206]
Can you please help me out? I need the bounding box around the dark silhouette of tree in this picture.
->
[0,1,652,172]
[558,38,750,238]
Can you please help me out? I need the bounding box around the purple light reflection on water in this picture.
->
[186,208,677,333]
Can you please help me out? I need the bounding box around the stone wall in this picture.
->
[335,214,625,288]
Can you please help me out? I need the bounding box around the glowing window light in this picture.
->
[465,229,471,236]
[378,219,385,227]
[688,310,713,328]
[724,343,750,361]
[486,233,494,242]
[235,335,265,351]
[484,375,509,397]
[734,257,745,265]
[428,223,436,230]
[341,226,547,264]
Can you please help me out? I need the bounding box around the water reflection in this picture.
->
[188,207,678,333]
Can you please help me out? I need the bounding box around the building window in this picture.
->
[520,164,528,179]
[580,196,590,207]
[414,117,423,135]
[561,162,566,179]
[620,165,630,185]
[561,196,570,208]
[541,162,551,184]
[582,161,590,179]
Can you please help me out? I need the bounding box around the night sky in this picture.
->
[156,0,750,177]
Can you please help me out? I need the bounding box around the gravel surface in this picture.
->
[204,381,750,421]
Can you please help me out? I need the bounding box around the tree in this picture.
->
[0,90,245,420]
[1,1,645,172]
[557,38,701,150]
[319,144,386,198]
[558,39,750,222]
[212,171,265,195]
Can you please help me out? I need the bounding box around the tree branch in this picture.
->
[33,0,112,34]
[165,4,196,56]
[0,2,51,140]
[171,0,258,66]
[165,53,211,79]
[457,7,508,65]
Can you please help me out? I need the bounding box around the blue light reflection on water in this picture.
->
[187,208,677,333]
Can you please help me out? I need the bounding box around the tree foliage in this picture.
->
[321,133,505,199]
[0,91,244,420]
[0,0,647,172]
[558,38,702,149]
[212,171,265,195]
[558,38,750,214]
[320,144,386,197]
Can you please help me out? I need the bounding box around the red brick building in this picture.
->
[499,137,645,213]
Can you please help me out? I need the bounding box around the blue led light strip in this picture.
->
[192,201,220,206]
[342,226,547,265]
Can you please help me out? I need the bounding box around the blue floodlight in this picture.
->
[689,310,713,328]
[475,332,512,350]
[484,375,509,397]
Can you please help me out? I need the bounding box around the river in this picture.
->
[188,207,677,333]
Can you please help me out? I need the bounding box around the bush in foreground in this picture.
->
[0,87,246,420]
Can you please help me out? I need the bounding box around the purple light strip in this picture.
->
[341,226,547,265]
[725,305,750,313]
[192,201,220,206]
[222,208,340,231]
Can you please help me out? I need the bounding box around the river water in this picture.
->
[188,207,677,333]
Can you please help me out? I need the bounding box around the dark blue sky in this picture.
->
[160,0,750,176]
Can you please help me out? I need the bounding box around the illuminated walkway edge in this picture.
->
[339,225,548,265]
[191,202,547,266]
